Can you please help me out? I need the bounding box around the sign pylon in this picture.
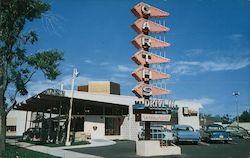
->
[131,2,171,140]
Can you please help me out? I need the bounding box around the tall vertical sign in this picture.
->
[131,2,171,140]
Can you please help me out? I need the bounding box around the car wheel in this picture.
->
[167,140,172,146]
[206,138,210,143]
[193,141,198,145]
[138,135,142,140]
[224,140,228,144]
[23,135,30,141]
[173,137,178,144]
[242,135,248,139]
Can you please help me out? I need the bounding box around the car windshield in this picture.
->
[238,127,246,131]
[175,126,194,131]
[207,125,224,130]
[142,126,168,132]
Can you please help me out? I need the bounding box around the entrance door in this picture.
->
[105,117,121,135]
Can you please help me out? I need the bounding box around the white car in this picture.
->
[138,125,174,144]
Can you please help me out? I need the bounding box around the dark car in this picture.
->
[225,126,249,139]
[200,124,232,143]
[22,128,41,141]
[171,124,201,144]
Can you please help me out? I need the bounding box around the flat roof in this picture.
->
[13,88,202,113]
[13,89,138,113]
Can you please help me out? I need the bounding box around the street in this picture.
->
[69,138,250,158]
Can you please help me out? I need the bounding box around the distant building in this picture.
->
[78,81,120,95]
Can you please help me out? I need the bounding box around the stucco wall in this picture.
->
[176,101,201,130]
[7,110,32,136]
[84,115,105,139]
[239,122,250,133]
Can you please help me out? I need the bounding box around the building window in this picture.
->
[7,126,16,132]
[105,107,113,115]
[122,107,129,115]
[85,105,103,115]
[105,117,121,135]
[71,117,84,132]
[105,106,129,115]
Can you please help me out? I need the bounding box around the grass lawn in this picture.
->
[5,144,59,158]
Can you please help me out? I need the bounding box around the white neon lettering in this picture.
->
[141,37,151,48]
[141,5,151,16]
[142,52,151,63]
[143,86,152,96]
[142,21,150,31]
[142,69,152,81]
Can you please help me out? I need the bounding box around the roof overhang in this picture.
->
[13,89,138,113]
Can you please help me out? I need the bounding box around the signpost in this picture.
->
[131,2,181,156]
[131,2,171,140]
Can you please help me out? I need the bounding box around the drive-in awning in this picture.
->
[13,88,135,115]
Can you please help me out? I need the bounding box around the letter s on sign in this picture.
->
[143,86,152,97]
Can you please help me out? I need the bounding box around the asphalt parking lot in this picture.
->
[68,138,250,158]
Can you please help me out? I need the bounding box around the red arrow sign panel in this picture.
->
[132,66,171,82]
[132,82,171,98]
[132,18,170,33]
[132,34,170,49]
[131,2,170,18]
[132,49,170,65]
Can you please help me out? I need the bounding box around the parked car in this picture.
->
[171,124,200,144]
[138,125,174,145]
[200,124,232,143]
[22,128,41,141]
[225,126,249,139]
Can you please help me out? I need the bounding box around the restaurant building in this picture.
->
[7,81,202,141]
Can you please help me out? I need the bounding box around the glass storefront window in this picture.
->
[85,105,103,115]
[105,117,121,135]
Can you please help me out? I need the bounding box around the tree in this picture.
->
[239,109,250,122]
[221,114,232,124]
[0,0,63,156]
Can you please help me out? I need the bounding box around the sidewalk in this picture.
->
[56,139,116,149]
[7,139,116,158]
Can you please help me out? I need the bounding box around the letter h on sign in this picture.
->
[142,69,151,81]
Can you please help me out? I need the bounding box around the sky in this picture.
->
[21,0,250,117]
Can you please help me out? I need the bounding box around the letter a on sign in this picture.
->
[142,21,150,34]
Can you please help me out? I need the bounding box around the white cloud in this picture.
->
[194,97,214,105]
[117,65,134,72]
[83,59,93,64]
[228,34,243,41]
[181,97,215,108]
[171,58,250,75]
[25,74,98,97]
[185,49,203,56]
